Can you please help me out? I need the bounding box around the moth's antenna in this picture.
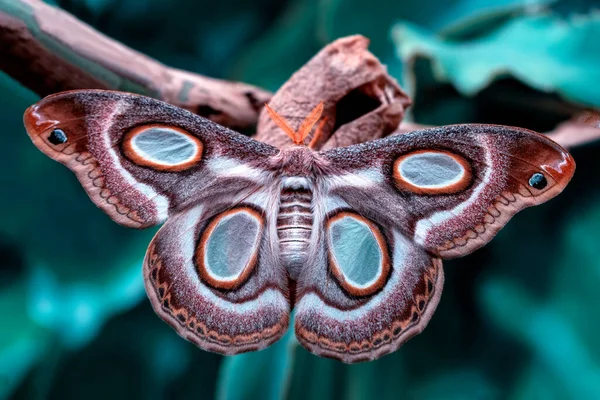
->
[264,104,297,143]
[265,101,325,145]
[308,115,328,149]
[296,101,324,144]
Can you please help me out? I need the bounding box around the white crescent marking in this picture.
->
[97,101,169,221]
[414,136,493,245]
[207,157,270,183]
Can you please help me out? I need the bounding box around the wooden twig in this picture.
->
[3,1,597,150]
[0,0,271,129]
[394,113,600,150]
[394,121,432,135]
[545,110,600,149]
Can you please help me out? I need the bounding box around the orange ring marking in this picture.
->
[326,211,391,297]
[122,124,203,171]
[196,207,264,290]
[393,150,472,195]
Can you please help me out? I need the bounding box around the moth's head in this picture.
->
[276,145,323,176]
[265,101,324,148]
[507,128,575,201]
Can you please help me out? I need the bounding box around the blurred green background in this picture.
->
[2,0,600,399]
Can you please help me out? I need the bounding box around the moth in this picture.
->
[24,90,574,363]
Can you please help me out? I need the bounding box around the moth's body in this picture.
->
[24,90,575,363]
[273,146,323,280]
[277,176,313,280]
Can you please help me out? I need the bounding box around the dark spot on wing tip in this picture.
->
[48,129,67,145]
[427,279,433,294]
[411,311,419,323]
[529,172,547,190]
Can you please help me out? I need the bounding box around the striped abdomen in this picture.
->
[277,182,313,279]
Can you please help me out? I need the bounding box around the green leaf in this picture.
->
[393,13,600,107]
[477,186,600,399]
[0,282,51,399]
[480,279,600,398]
[320,0,554,57]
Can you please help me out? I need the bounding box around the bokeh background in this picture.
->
[2,0,600,399]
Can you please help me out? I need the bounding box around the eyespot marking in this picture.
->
[196,207,263,290]
[393,150,472,195]
[122,125,203,171]
[326,211,390,296]
[48,129,68,145]
[529,173,547,190]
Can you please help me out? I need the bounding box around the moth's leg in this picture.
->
[0,0,270,130]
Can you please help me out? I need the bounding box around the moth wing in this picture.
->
[145,188,291,354]
[294,124,574,362]
[317,124,574,258]
[294,199,443,362]
[24,90,278,228]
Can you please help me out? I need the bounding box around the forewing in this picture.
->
[23,90,278,228]
[145,188,291,354]
[318,124,575,258]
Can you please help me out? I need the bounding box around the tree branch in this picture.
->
[394,114,600,150]
[0,0,271,129]
[545,110,600,149]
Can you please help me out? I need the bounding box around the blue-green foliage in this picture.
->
[393,13,600,107]
[2,0,600,399]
